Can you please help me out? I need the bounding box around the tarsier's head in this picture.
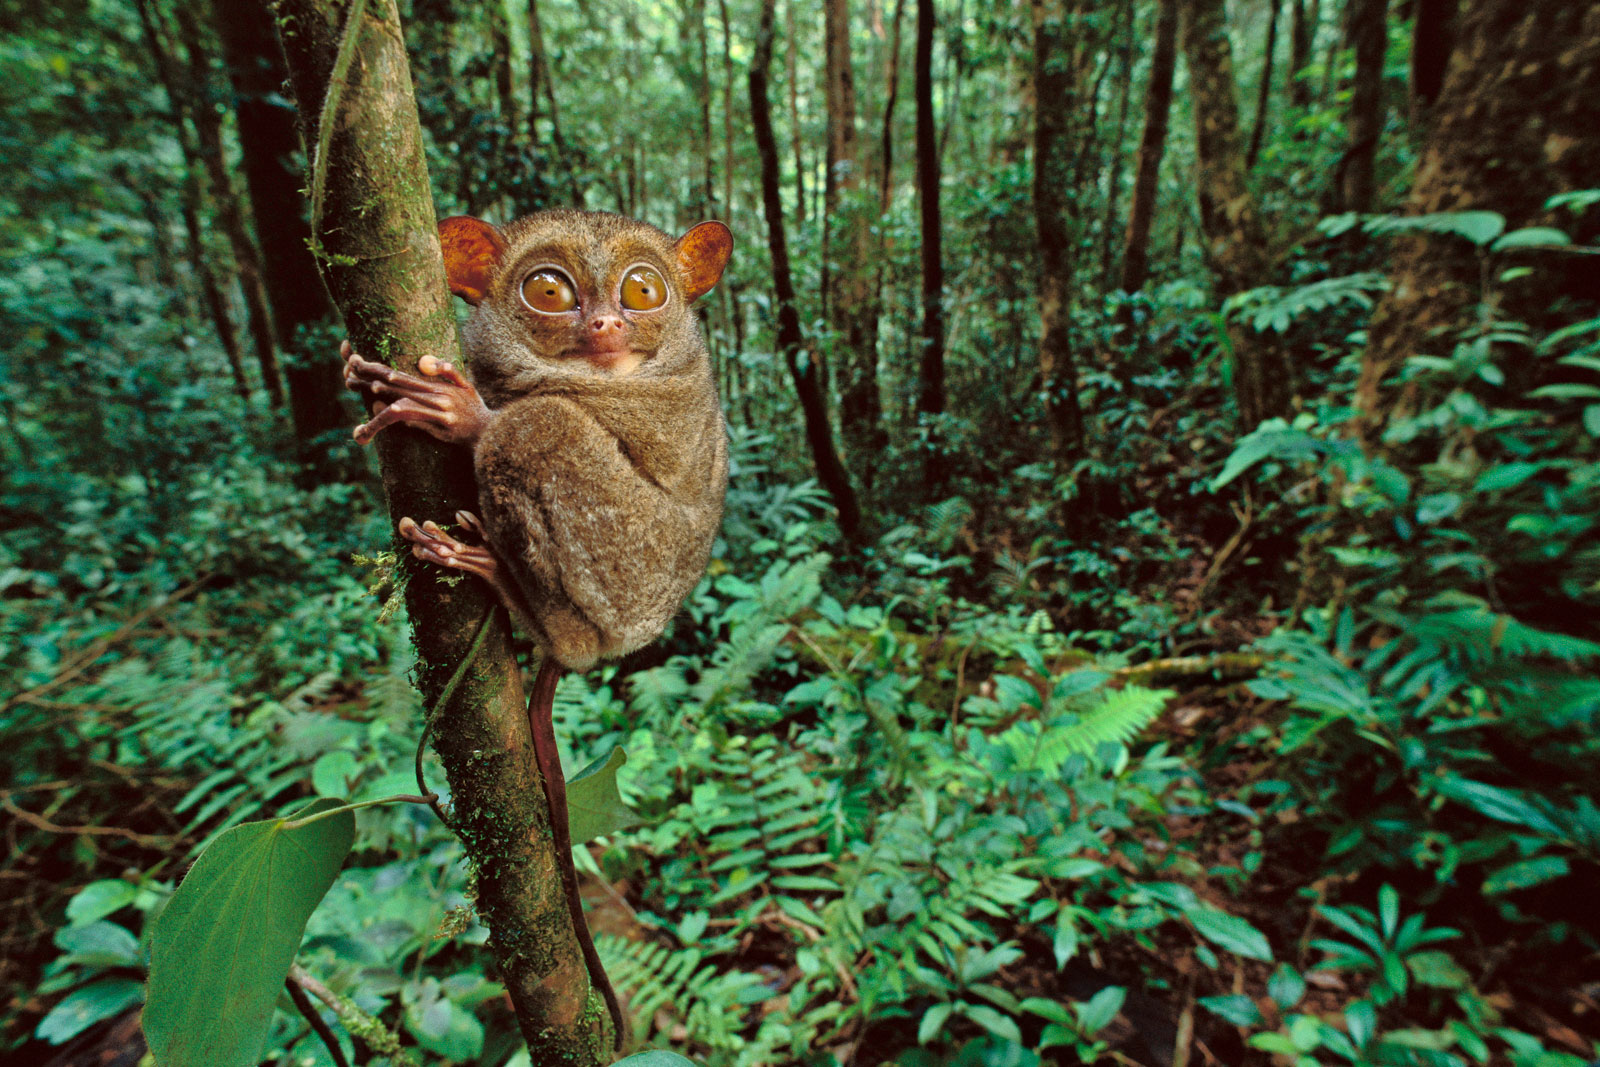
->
[439,211,732,387]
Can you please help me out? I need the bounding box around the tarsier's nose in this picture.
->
[591,315,624,336]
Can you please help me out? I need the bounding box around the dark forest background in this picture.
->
[2,0,1598,1064]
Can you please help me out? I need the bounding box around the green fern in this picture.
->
[999,685,1172,773]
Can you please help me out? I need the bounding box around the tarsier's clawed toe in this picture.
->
[398,516,500,583]
[454,510,488,539]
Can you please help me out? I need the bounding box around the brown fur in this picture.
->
[455,210,730,670]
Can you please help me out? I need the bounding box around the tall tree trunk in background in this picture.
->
[1119,0,1178,296]
[525,0,580,205]
[1099,0,1136,287]
[1246,0,1280,169]
[823,0,885,503]
[687,0,715,216]
[915,0,947,492]
[488,0,519,136]
[1409,0,1455,122]
[1286,0,1318,109]
[751,0,863,540]
[410,0,459,196]
[1356,0,1600,443]
[270,0,612,1056]
[719,0,735,214]
[173,4,285,409]
[786,0,807,225]
[1031,0,1094,472]
[212,0,348,463]
[1339,0,1387,212]
[132,0,253,406]
[1180,0,1293,429]
[878,0,905,211]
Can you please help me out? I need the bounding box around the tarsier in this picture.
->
[343,210,732,1048]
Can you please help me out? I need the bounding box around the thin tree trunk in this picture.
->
[1119,0,1178,296]
[133,0,252,406]
[525,0,580,205]
[720,0,735,214]
[751,0,863,540]
[878,0,905,211]
[915,0,946,492]
[786,0,807,224]
[824,0,884,503]
[1032,0,1093,471]
[1099,0,1136,287]
[1286,0,1318,108]
[1246,0,1280,169]
[488,0,519,136]
[270,0,613,1057]
[213,0,349,464]
[174,4,286,409]
[1180,0,1293,428]
[1340,0,1387,213]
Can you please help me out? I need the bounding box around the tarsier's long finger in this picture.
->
[355,398,461,444]
[454,510,488,539]
[417,355,474,391]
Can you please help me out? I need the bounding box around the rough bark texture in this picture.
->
[1339,0,1387,213]
[213,0,350,461]
[1119,0,1177,296]
[786,0,807,224]
[1356,0,1600,442]
[268,0,612,1059]
[752,0,863,540]
[823,0,885,504]
[1031,0,1093,470]
[1180,0,1293,429]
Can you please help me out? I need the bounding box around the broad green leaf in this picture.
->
[566,746,638,845]
[144,798,355,1067]
[613,1054,704,1067]
[1199,994,1262,1026]
[311,751,359,798]
[918,1001,955,1044]
[66,879,138,926]
[36,979,144,1045]
[1482,856,1570,895]
[1267,964,1307,1010]
[959,1003,1023,1044]
[54,921,140,968]
[1183,904,1273,961]
[1406,950,1469,990]
[1074,986,1126,1034]
[1490,227,1571,252]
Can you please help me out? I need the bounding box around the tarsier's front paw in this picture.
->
[340,340,492,446]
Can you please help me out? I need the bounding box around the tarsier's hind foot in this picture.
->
[398,517,500,584]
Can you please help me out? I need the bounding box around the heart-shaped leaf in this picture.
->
[566,746,638,845]
[144,798,355,1067]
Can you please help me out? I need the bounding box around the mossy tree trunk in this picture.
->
[266,0,613,1060]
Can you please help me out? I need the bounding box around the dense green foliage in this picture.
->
[3,0,1596,1065]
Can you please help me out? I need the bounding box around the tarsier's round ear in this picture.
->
[673,221,733,303]
[438,216,507,305]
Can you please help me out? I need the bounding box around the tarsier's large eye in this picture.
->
[619,265,668,311]
[521,268,577,314]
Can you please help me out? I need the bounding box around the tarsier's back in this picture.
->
[450,210,732,670]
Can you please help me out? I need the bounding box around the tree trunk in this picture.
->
[690,0,715,216]
[1031,0,1093,471]
[1356,0,1600,442]
[1119,0,1178,296]
[1246,0,1280,170]
[1180,0,1293,429]
[878,0,905,211]
[173,3,286,409]
[269,0,614,1058]
[488,0,519,136]
[1286,0,1318,109]
[1409,0,1455,121]
[786,0,807,225]
[213,0,350,464]
[1099,0,1136,288]
[752,0,863,540]
[915,0,946,492]
[1339,0,1387,213]
[823,0,884,504]
[132,0,253,406]
[525,0,580,205]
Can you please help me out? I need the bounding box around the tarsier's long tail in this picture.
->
[527,659,627,1051]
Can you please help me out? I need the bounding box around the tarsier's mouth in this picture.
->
[577,348,646,375]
